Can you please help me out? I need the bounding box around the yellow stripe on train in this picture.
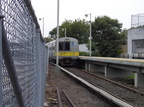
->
[54,52,79,56]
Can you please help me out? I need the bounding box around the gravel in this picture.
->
[44,65,111,107]
[65,67,144,107]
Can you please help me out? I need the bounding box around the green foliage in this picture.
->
[49,16,127,57]
[128,74,134,79]
[119,28,127,45]
[49,27,57,37]
[91,16,126,57]
[79,52,89,56]
[43,37,52,43]
[49,19,89,44]
[91,51,101,56]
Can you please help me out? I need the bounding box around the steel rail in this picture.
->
[58,66,133,107]
[75,68,144,96]
[56,87,62,107]
[62,90,76,107]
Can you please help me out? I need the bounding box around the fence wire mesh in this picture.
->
[131,13,144,28]
[0,0,48,107]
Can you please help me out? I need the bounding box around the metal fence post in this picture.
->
[42,44,48,107]
[2,23,25,107]
[42,44,46,107]
[35,28,42,107]
[0,2,4,106]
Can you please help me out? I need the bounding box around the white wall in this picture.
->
[79,44,89,53]
[128,27,144,58]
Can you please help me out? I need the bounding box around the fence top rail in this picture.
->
[24,0,44,41]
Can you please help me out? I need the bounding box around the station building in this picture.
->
[127,13,144,58]
[128,27,144,58]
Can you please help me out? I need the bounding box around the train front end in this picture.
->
[58,37,79,66]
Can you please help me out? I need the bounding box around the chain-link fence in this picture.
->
[0,0,48,107]
[131,13,144,28]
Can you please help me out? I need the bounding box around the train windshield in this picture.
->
[59,42,70,51]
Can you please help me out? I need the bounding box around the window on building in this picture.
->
[132,39,144,53]
[135,39,144,48]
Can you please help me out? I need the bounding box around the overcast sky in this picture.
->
[31,0,144,37]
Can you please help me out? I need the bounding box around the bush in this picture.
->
[91,51,101,57]
[79,52,89,56]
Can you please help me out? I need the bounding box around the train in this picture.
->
[46,37,79,66]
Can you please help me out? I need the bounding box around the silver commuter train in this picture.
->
[46,37,79,66]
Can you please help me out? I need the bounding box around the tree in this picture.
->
[119,28,127,45]
[49,27,57,37]
[49,19,89,44]
[91,16,125,57]
[43,37,51,43]
[68,19,89,44]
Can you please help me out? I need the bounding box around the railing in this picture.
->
[119,53,144,59]
[0,0,48,107]
[131,13,144,28]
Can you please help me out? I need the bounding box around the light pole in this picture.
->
[62,28,66,37]
[39,17,44,37]
[56,0,60,66]
[85,13,92,57]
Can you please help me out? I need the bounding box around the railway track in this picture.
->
[47,63,144,106]
[62,67,144,107]
[46,64,111,107]
[74,68,144,96]
[56,87,76,107]
[58,66,132,107]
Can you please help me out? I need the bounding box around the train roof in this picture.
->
[58,37,78,41]
[46,37,78,45]
[46,37,78,47]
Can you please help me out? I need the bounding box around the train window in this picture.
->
[65,42,70,51]
[59,42,64,51]
[59,42,70,51]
